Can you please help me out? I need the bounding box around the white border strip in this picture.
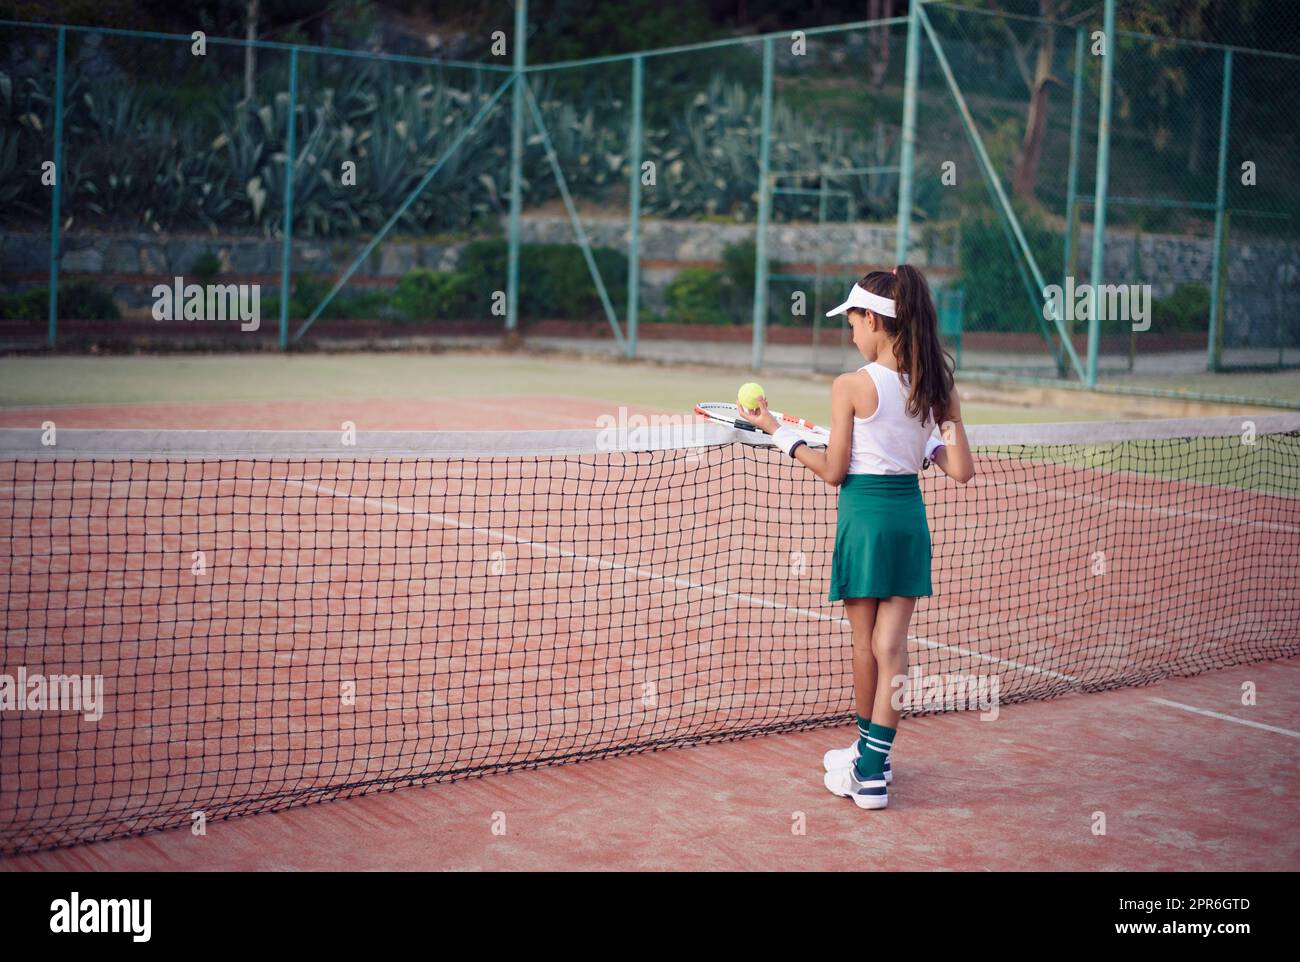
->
[963,413,1300,447]
[0,423,741,459]
[0,414,1297,460]
[1149,698,1300,739]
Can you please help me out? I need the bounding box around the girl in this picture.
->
[740,265,974,810]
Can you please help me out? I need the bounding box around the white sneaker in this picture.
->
[822,744,893,783]
[824,764,889,810]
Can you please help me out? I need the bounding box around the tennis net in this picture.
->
[1,414,1298,853]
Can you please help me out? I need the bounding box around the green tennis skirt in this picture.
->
[828,473,933,601]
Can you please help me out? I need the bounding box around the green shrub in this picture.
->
[716,239,811,326]
[63,282,121,321]
[341,289,397,321]
[1150,283,1210,334]
[0,283,119,321]
[0,287,46,321]
[190,251,221,285]
[262,275,395,321]
[393,269,475,321]
[958,213,1063,334]
[663,268,728,325]
[719,239,756,323]
[721,239,756,294]
[459,240,628,321]
[660,241,788,326]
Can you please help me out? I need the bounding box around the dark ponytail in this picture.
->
[856,265,955,423]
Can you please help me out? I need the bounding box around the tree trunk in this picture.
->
[869,0,892,89]
[1011,5,1056,203]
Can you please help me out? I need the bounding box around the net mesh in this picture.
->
[1,416,1298,853]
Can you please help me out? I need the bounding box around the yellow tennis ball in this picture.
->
[737,382,765,413]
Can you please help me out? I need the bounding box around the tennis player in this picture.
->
[738,265,974,810]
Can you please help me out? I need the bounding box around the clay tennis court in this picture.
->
[1,397,1298,869]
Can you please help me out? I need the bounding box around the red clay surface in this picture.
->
[1,395,1297,869]
[3,658,1297,871]
[0,397,649,431]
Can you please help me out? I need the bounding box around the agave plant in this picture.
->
[0,71,47,213]
[210,105,277,228]
[1,37,913,240]
[0,127,22,207]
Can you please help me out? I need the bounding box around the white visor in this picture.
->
[826,283,896,318]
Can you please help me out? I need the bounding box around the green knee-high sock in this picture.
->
[854,722,896,780]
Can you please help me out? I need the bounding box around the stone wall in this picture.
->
[1073,227,1299,348]
[0,217,955,317]
[2,217,1295,345]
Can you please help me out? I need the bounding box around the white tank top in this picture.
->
[847,363,938,476]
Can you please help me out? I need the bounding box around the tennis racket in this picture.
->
[694,401,830,448]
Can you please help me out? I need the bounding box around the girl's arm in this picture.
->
[929,387,975,484]
[738,375,857,487]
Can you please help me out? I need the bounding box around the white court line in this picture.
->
[1150,698,1300,738]
[293,477,1080,685]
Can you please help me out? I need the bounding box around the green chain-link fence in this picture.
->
[1,2,1296,395]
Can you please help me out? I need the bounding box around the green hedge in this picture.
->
[0,288,44,321]
[260,275,396,323]
[258,241,631,324]
[958,214,1064,334]
[664,268,729,324]
[0,282,120,321]
[458,240,628,321]
[661,240,822,327]
[1150,283,1210,333]
[392,269,475,321]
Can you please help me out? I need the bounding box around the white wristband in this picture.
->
[771,425,803,458]
[925,433,944,460]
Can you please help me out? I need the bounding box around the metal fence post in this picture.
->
[750,36,774,371]
[279,46,298,351]
[627,54,643,359]
[895,0,921,265]
[47,26,66,349]
[1086,0,1116,386]
[1206,48,1233,372]
[1062,27,1085,306]
[506,0,526,334]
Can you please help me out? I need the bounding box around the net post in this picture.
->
[750,36,774,371]
[1086,0,1117,388]
[278,46,298,352]
[626,54,644,360]
[46,26,66,350]
[506,0,527,336]
[1206,47,1233,373]
[894,0,921,265]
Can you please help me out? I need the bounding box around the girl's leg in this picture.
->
[849,595,915,780]
[870,596,916,726]
[842,598,879,720]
